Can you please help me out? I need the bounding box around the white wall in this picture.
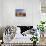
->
[0,0,2,25]
[1,0,41,27]
[32,0,41,27]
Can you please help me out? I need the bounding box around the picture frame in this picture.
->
[15,9,26,17]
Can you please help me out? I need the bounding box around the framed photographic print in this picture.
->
[15,9,26,17]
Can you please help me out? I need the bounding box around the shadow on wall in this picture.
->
[17,26,33,34]
[0,25,16,40]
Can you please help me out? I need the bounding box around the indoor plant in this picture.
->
[31,35,38,46]
[37,21,45,37]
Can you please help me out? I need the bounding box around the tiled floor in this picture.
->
[1,43,33,46]
[1,37,46,46]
